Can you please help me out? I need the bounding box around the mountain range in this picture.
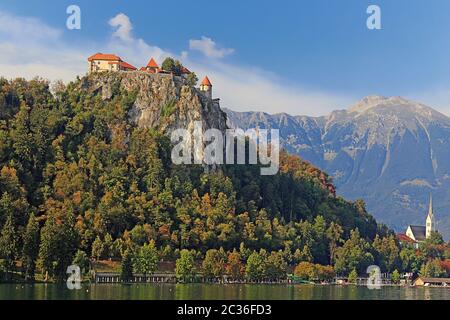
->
[225,95,450,239]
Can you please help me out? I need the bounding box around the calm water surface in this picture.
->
[0,283,449,300]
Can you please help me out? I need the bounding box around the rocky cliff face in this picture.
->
[82,71,228,135]
[226,96,450,238]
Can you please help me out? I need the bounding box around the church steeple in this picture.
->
[426,194,434,239]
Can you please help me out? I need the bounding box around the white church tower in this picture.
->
[425,194,435,239]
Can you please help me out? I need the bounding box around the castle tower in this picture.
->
[199,76,212,99]
[145,57,159,73]
[426,194,434,239]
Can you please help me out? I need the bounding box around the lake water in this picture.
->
[0,283,449,300]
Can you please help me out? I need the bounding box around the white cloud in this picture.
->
[0,11,365,116]
[0,11,61,41]
[105,14,173,69]
[1,11,446,118]
[189,36,234,59]
[0,11,86,81]
[109,13,133,42]
[186,59,354,116]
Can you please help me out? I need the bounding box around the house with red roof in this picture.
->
[88,53,137,73]
[396,233,419,248]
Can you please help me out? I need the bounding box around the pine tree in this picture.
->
[72,250,90,276]
[120,249,133,282]
[348,269,358,284]
[38,213,77,281]
[22,213,40,281]
[91,236,104,261]
[391,269,400,284]
[326,222,343,265]
[0,213,18,277]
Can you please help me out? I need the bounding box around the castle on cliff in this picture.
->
[87,53,213,99]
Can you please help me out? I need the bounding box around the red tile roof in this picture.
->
[120,61,137,70]
[201,76,212,86]
[440,259,450,275]
[396,233,417,243]
[147,58,159,68]
[108,61,137,70]
[181,66,191,74]
[88,53,121,62]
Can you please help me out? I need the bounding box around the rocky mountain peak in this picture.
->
[225,96,450,238]
[348,95,412,113]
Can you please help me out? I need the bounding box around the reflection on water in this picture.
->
[0,283,449,300]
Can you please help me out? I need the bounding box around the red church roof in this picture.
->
[396,233,417,243]
[88,53,121,62]
[201,76,212,86]
[147,58,159,68]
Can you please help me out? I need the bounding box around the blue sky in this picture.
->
[1,0,450,116]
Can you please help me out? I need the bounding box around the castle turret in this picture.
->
[199,76,212,99]
[426,194,434,239]
[145,57,159,73]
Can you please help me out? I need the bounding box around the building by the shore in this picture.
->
[413,277,450,287]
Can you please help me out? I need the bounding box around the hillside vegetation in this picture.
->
[0,75,448,282]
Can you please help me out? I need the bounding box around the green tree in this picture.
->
[419,259,446,278]
[72,250,90,276]
[326,221,343,265]
[132,241,158,276]
[130,225,147,246]
[334,229,374,275]
[372,235,400,272]
[399,244,424,274]
[103,233,114,260]
[91,236,104,260]
[202,249,225,279]
[264,251,287,281]
[22,213,40,281]
[245,251,266,281]
[161,57,175,73]
[120,249,133,282]
[38,213,77,281]
[186,72,198,86]
[175,249,196,282]
[420,231,446,260]
[391,269,400,284]
[0,213,18,277]
[348,269,358,284]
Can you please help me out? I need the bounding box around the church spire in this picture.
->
[426,193,434,239]
[428,193,433,218]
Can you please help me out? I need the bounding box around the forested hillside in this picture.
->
[0,75,448,282]
[226,96,450,238]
